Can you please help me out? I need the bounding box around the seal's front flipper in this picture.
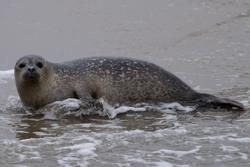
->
[197,93,245,111]
[74,89,103,111]
[79,99,103,111]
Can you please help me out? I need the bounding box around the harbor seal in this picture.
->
[14,55,244,111]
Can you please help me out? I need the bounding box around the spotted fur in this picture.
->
[15,55,244,111]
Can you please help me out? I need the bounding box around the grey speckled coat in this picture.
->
[15,55,244,111]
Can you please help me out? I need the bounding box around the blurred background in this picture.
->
[0,0,249,91]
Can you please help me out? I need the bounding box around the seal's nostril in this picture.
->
[28,67,35,72]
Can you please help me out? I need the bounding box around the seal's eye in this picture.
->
[19,63,26,69]
[36,62,43,68]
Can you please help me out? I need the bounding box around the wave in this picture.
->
[2,96,196,119]
[0,69,14,84]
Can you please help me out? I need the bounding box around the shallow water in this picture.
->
[1,0,250,167]
[0,90,249,167]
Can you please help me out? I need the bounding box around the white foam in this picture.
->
[39,97,195,119]
[0,69,14,78]
[1,96,26,114]
[7,96,21,106]
[101,99,195,119]
[101,98,146,119]
[238,152,248,160]
[123,155,174,167]
[236,119,250,122]
[60,143,97,156]
[79,123,123,129]
[154,146,201,158]
[228,137,250,143]
[41,98,82,119]
[193,133,238,141]
[219,145,248,160]
[56,135,100,167]
[46,98,81,111]
[158,102,195,113]
[155,161,174,167]
[220,145,239,152]
[0,69,14,83]
[105,106,146,119]
[240,100,249,107]
[0,139,42,164]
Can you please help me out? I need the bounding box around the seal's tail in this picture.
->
[195,93,245,111]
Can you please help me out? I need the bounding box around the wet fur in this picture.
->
[15,55,244,111]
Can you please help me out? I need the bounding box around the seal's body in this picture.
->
[15,55,244,111]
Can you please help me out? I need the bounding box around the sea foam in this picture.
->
[0,70,14,84]
[41,98,195,119]
[4,95,195,119]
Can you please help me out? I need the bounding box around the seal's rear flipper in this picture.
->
[197,93,245,111]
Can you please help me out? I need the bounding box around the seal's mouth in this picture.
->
[23,71,40,81]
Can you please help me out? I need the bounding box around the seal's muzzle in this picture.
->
[23,67,40,81]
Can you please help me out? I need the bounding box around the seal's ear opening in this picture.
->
[197,93,245,111]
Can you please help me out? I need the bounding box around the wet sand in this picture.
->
[0,0,250,167]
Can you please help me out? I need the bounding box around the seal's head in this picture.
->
[15,55,49,84]
[14,55,54,109]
